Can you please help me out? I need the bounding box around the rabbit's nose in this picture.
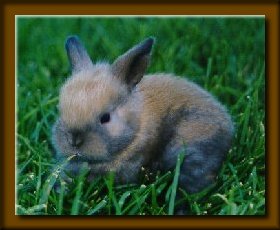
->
[70,130,84,148]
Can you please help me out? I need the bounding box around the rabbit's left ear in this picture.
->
[112,37,154,88]
[65,36,94,74]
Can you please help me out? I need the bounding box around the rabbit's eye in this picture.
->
[100,113,110,124]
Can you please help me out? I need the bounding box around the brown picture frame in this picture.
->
[1,1,279,229]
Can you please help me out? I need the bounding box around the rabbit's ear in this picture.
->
[112,37,154,88]
[65,36,94,74]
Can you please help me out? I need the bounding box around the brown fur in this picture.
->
[52,36,234,195]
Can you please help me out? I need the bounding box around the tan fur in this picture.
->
[52,36,234,195]
[90,74,232,170]
[59,64,127,129]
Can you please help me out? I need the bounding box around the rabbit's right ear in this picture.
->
[65,36,94,74]
[112,37,154,89]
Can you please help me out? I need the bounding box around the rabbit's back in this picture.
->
[136,74,233,141]
[133,74,234,193]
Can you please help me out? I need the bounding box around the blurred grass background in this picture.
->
[16,17,265,215]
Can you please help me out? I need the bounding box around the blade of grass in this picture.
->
[168,152,185,215]
[57,180,66,215]
[87,200,107,215]
[151,184,158,209]
[118,191,131,211]
[39,154,76,205]
[105,173,121,215]
[35,153,42,202]
[128,193,149,215]
[26,204,47,215]
[71,162,89,215]
[17,154,35,175]
[19,97,58,126]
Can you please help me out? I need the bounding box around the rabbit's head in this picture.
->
[52,36,154,163]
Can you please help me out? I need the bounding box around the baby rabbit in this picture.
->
[52,36,234,194]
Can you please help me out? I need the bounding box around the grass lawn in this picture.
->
[16,17,265,215]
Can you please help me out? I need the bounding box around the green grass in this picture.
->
[16,17,265,215]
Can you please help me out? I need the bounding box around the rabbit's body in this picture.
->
[53,36,234,194]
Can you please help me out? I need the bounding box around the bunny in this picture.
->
[52,36,234,195]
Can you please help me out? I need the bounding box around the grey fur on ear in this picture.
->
[112,37,155,88]
[65,36,94,74]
